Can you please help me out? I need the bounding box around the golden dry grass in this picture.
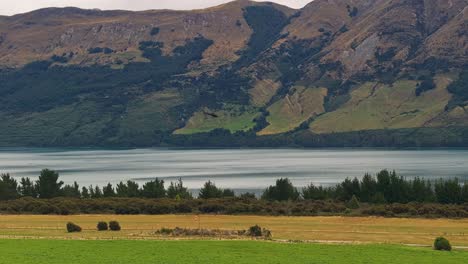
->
[249,79,281,107]
[0,215,467,246]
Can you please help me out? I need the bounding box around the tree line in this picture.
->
[0,169,192,200]
[268,170,468,204]
[0,169,467,204]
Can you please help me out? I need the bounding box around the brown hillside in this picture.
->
[0,0,466,146]
[0,1,293,69]
[276,0,467,78]
[413,4,468,65]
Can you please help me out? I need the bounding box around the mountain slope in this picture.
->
[0,0,467,147]
[0,1,293,69]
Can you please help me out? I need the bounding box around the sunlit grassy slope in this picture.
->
[259,86,327,135]
[174,105,260,134]
[310,75,455,134]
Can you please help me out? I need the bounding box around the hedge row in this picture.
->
[0,197,466,218]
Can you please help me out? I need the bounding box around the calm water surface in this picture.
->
[0,148,467,191]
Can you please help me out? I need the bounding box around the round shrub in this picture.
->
[109,221,121,231]
[434,237,452,251]
[97,221,108,231]
[248,225,262,237]
[66,222,82,233]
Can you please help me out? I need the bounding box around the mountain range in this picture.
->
[0,0,467,147]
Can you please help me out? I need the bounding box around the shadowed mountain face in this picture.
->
[0,0,467,147]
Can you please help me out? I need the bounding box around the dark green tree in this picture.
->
[89,185,95,197]
[81,186,90,198]
[302,184,328,200]
[116,182,128,197]
[376,170,392,201]
[222,189,235,197]
[0,173,19,200]
[339,178,360,201]
[387,172,410,203]
[199,181,223,199]
[261,178,299,201]
[141,179,166,198]
[127,181,140,198]
[462,182,468,203]
[360,173,377,202]
[19,177,37,197]
[410,178,434,202]
[435,179,462,204]
[102,183,116,197]
[89,185,103,198]
[36,169,63,199]
[167,178,192,199]
[371,192,387,204]
[62,182,81,198]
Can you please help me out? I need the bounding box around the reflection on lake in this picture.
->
[0,148,467,192]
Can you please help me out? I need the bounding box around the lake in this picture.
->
[0,148,467,192]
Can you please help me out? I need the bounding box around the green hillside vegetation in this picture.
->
[260,86,327,135]
[117,89,184,139]
[235,5,289,67]
[447,70,468,107]
[175,105,260,134]
[0,102,114,146]
[310,74,455,134]
[1,240,467,264]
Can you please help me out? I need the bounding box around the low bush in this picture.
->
[109,221,121,231]
[434,237,452,251]
[247,225,272,239]
[159,227,173,235]
[248,225,263,237]
[97,221,108,231]
[155,227,268,239]
[66,222,82,233]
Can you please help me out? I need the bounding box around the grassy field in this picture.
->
[1,239,467,264]
[0,215,467,246]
